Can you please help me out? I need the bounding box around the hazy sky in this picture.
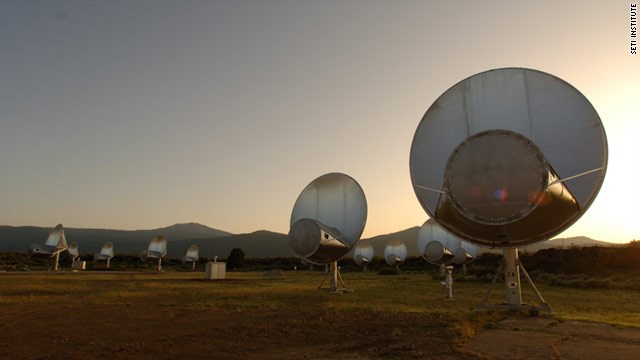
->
[1,0,638,243]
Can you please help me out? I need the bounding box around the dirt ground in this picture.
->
[466,317,640,360]
[2,303,639,360]
[0,303,471,360]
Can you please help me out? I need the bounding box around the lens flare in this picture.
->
[493,186,508,202]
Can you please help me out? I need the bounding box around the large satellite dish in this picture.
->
[353,242,374,272]
[28,224,68,271]
[409,68,607,311]
[140,235,168,272]
[289,172,367,292]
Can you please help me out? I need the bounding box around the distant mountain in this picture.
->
[0,223,232,255]
[174,226,423,259]
[357,227,422,257]
[149,223,231,240]
[170,230,291,258]
[0,222,619,259]
[170,226,424,259]
[520,236,616,252]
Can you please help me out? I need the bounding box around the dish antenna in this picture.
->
[181,245,199,270]
[410,68,607,312]
[452,241,478,266]
[418,219,460,265]
[140,235,167,272]
[67,242,80,269]
[417,219,478,298]
[353,242,374,272]
[28,224,68,271]
[289,172,367,293]
[384,241,407,270]
[94,242,114,269]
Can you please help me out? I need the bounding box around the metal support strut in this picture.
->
[317,261,352,293]
[477,248,551,313]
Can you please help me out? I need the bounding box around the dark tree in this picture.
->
[228,248,246,269]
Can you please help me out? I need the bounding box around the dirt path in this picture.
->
[466,317,640,360]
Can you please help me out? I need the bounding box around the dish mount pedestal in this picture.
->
[317,261,351,293]
[478,248,551,313]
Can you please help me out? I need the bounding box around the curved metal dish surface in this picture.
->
[182,245,199,263]
[410,68,607,247]
[353,242,374,266]
[141,235,167,260]
[289,172,367,264]
[28,224,68,257]
[68,242,79,258]
[418,219,460,264]
[452,241,479,265]
[95,242,114,260]
[384,240,407,266]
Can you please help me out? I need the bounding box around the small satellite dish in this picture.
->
[94,242,114,269]
[353,242,374,272]
[384,241,407,269]
[181,245,199,270]
[417,219,478,298]
[452,241,478,265]
[140,235,167,272]
[410,68,607,312]
[67,242,80,268]
[289,172,367,292]
[28,224,68,271]
[417,219,460,265]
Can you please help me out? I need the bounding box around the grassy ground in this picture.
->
[2,271,639,360]
[1,271,638,327]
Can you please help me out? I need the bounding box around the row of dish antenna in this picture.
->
[29,68,606,312]
[28,224,200,271]
[288,68,607,311]
[353,219,479,270]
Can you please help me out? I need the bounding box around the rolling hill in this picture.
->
[171,230,291,258]
[0,223,231,255]
[0,222,619,259]
[354,227,421,257]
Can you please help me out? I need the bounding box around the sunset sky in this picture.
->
[1,1,638,244]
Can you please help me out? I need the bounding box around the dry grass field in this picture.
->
[1,271,639,359]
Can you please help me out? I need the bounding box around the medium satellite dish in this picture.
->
[94,242,114,269]
[409,68,607,312]
[28,224,68,271]
[417,219,460,265]
[384,241,407,269]
[353,242,374,272]
[67,242,79,269]
[289,172,367,292]
[140,235,167,272]
[181,245,199,270]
